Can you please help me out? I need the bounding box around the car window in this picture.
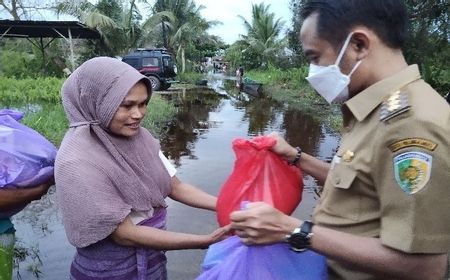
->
[162,57,172,67]
[142,57,159,67]
[123,58,139,68]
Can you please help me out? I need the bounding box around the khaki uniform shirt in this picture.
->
[313,65,450,280]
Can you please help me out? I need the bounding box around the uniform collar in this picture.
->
[344,64,421,122]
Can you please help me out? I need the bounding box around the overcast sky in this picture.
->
[0,0,292,45]
[195,0,292,44]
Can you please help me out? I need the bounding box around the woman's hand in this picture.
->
[267,132,298,161]
[201,225,232,249]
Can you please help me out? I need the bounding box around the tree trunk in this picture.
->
[181,47,185,73]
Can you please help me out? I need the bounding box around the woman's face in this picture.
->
[109,82,149,137]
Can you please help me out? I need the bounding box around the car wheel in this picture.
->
[147,76,161,91]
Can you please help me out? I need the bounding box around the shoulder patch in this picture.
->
[393,151,432,194]
[388,138,438,152]
[380,90,410,122]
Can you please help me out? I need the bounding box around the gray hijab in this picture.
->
[55,57,171,248]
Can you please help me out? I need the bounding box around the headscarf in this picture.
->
[55,57,171,248]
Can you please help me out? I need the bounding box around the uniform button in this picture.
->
[334,176,341,185]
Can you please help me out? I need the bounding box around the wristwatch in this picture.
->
[286,221,314,252]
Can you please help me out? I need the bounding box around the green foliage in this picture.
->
[21,104,68,145]
[287,0,450,94]
[147,0,224,73]
[404,0,450,94]
[229,3,286,70]
[245,66,342,131]
[0,44,65,78]
[0,77,177,144]
[0,77,63,103]
[143,95,178,137]
[177,72,204,84]
[0,50,34,78]
[224,40,260,70]
[246,65,310,90]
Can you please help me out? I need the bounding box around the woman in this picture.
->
[55,57,229,280]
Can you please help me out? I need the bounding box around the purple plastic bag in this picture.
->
[197,236,328,280]
[0,109,57,215]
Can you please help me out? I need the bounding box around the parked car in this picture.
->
[122,48,177,91]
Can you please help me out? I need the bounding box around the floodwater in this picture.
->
[12,74,340,280]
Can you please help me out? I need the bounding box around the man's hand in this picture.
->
[230,202,300,245]
[267,132,298,161]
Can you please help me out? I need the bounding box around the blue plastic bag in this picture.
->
[0,109,56,189]
[197,236,328,280]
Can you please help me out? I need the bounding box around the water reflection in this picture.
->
[159,88,223,167]
[160,77,333,167]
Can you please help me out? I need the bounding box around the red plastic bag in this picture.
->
[216,136,303,227]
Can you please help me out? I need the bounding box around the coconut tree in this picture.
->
[238,3,286,68]
[144,0,220,73]
[55,0,145,56]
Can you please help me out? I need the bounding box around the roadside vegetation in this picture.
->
[226,0,449,99]
[0,0,448,135]
[0,77,177,145]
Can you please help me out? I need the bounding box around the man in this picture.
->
[0,179,53,280]
[230,1,450,279]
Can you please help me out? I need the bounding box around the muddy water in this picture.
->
[12,75,340,279]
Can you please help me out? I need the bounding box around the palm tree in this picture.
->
[55,0,144,56]
[144,0,220,73]
[238,3,286,68]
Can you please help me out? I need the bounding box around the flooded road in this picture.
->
[12,74,340,279]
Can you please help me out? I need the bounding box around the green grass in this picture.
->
[0,77,63,103]
[177,72,205,84]
[246,65,310,90]
[143,95,178,137]
[246,66,343,132]
[1,78,178,145]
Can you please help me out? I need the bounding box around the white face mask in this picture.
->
[306,33,362,104]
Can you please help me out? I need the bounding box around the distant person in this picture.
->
[0,178,53,280]
[236,65,244,90]
[55,57,229,279]
[230,1,450,279]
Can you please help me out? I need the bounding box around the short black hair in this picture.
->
[300,0,409,50]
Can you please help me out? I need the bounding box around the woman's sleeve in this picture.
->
[158,151,176,177]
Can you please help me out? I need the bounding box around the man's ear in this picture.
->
[350,29,371,60]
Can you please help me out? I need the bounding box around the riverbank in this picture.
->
[245,67,343,131]
[0,71,343,141]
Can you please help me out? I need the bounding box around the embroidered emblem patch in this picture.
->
[393,151,432,194]
[388,138,437,152]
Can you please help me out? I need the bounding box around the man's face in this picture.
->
[300,13,363,96]
[300,13,339,67]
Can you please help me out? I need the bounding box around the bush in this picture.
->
[245,65,309,90]
[0,77,64,103]
[177,72,205,84]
